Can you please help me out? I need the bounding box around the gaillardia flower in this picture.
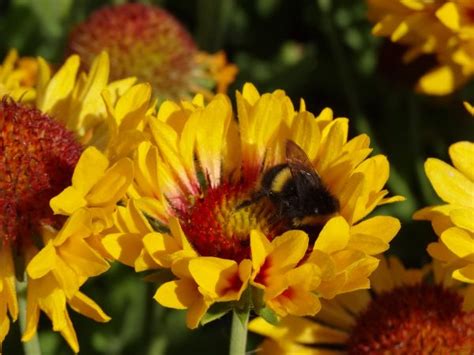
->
[249,256,474,354]
[76,83,405,328]
[367,0,474,95]
[414,110,474,284]
[67,3,237,101]
[0,50,150,352]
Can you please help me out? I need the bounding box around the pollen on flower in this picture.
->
[177,183,286,262]
[347,284,474,354]
[67,3,198,99]
[0,98,81,247]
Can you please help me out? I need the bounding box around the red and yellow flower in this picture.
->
[83,83,405,328]
[250,256,474,354]
[0,50,152,352]
[67,3,237,101]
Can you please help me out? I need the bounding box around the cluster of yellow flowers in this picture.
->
[0,2,473,354]
[368,0,474,95]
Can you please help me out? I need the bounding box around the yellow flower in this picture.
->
[0,49,38,101]
[414,140,474,284]
[50,146,134,233]
[0,51,148,351]
[249,256,474,354]
[35,51,138,147]
[23,209,110,353]
[67,3,237,101]
[367,0,474,95]
[101,83,403,327]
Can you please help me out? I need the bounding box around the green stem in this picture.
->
[16,280,41,355]
[229,309,249,355]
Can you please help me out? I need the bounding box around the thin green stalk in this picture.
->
[16,280,41,355]
[229,309,249,355]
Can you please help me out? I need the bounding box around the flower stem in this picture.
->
[16,280,41,355]
[229,308,249,355]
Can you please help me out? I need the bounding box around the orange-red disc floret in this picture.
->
[0,98,81,248]
[177,182,283,262]
[347,284,474,354]
[68,3,197,98]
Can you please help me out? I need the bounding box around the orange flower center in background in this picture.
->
[347,284,474,354]
[67,3,197,99]
[177,182,285,261]
[0,98,81,248]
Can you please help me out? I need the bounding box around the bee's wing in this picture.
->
[285,140,323,201]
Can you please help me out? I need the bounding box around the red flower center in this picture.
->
[347,284,474,354]
[0,98,81,248]
[177,182,286,262]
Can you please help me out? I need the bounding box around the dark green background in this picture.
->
[1,0,473,354]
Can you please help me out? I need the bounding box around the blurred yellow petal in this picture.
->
[441,227,474,258]
[449,142,474,181]
[425,158,474,208]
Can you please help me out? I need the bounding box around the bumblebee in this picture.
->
[242,140,339,229]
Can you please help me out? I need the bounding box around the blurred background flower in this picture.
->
[368,0,474,95]
[250,256,474,354]
[67,3,237,101]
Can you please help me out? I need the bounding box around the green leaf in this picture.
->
[200,302,233,326]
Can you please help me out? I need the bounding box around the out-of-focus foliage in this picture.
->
[1,0,473,354]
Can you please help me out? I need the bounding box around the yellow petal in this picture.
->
[102,233,143,267]
[449,142,474,181]
[441,227,474,258]
[114,83,151,129]
[37,55,80,113]
[58,237,110,277]
[194,95,231,187]
[50,187,87,216]
[154,279,199,309]
[452,264,474,283]
[87,158,134,206]
[270,230,308,270]
[347,234,389,255]
[187,297,211,329]
[351,216,401,243]
[464,102,474,116]
[26,242,57,279]
[250,229,272,272]
[72,147,109,195]
[189,257,238,299]
[435,2,460,31]
[68,292,110,322]
[427,241,456,262]
[417,66,456,96]
[450,208,474,232]
[53,208,92,246]
[425,158,474,208]
[314,216,350,254]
